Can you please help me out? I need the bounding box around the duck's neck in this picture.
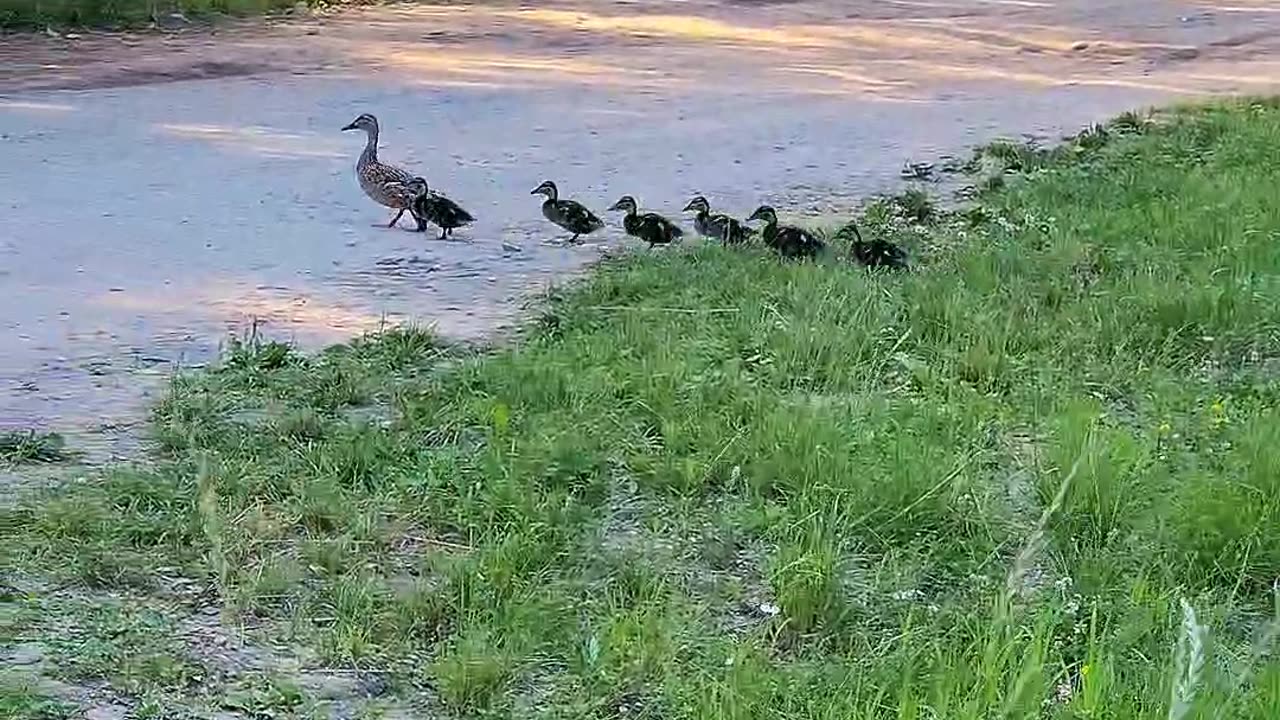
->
[762,218,779,244]
[545,187,559,202]
[359,127,379,164]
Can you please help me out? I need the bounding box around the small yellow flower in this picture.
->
[1210,398,1228,427]
[1081,663,1092,677]
[1158,422,1172,436]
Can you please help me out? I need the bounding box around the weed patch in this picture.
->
[0,431,71,466]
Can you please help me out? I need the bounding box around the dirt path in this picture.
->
[2,0,1278,457]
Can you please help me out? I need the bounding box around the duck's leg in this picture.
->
[387,208,406,228]
[570,233,580,243]
[439,227,448,241]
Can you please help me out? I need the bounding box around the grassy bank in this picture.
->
[5,100,1280,717]
[0,0,307,30]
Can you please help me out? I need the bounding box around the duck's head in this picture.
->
[747,205,777,224]
[607,195,638,213]
[682,195,710,213]
[530,180,559,199]
[341,113,379,133]
[404,176,429,196]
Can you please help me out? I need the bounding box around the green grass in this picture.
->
[0,431,71,465]
[5,99,1280,716]
[0,0,315,30]
[0,682,74,720]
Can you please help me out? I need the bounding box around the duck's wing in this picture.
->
[557,200,604,231]
[654,214,684,237]
[382,174,425,206]
[365,161,415,186]
[711,213,754,243]
[445,199,475,224]
[779,227,822,256]
[876,239,909,268]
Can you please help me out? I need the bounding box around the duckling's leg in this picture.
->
[387,208,406,228]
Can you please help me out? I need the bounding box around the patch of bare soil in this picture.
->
[4,0,1279,95]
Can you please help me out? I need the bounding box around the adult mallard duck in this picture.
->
[607,195,683,248]
[746,206,825,260]
[404,177,475,240]
[682,195,755,245]
[530,180,604,243]
[840,222,910,270]
[341,113,418,228]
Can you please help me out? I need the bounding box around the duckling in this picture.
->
[607,195,683,248]
[404,177,475,240]
[746,206,825,259]
[341,113,419,228]
[530,180,605,243]
[841,222,910,270]
[682,195,755,245]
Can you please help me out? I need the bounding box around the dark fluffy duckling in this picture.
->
[405,177,474,240]
[841,222,910,270]
[607,195,683,248]
[531,180,605,243]
[682,195,755,245]
[746,205,825,259]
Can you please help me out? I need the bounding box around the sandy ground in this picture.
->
[1,0,1279,458]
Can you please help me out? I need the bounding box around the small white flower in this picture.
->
[1055,680,1074,704]
[758,602,781,616]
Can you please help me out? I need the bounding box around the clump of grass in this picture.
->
[0,682,74,720]
[431,630,516,713]
[224,328,298,373]
[900,161,937,181]
[0,430,70,465]
[895,188,937,224]
[0,0,310,30]
[859,188,939,227]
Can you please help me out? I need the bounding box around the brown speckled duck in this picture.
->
[342,113,418,228]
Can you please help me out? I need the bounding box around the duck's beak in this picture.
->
[681,200,697,212]
[340,122,357,131]
[607,201,623,211]
[530,187,542,195]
